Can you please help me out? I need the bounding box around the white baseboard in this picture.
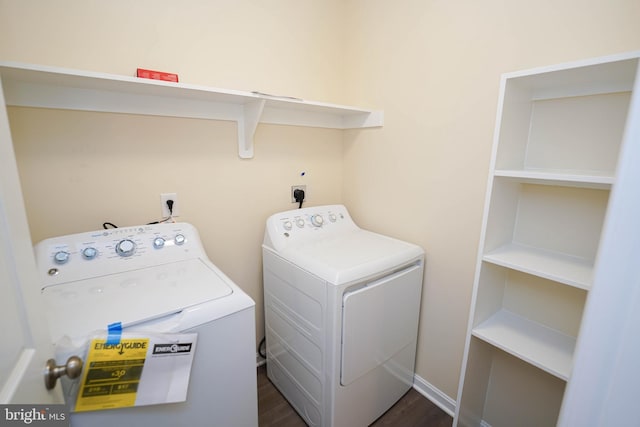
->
[412,372,456,418]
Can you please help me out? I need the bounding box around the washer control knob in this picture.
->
[283,221,293,231]
[82,247,98,260]
[115,239,136,257]
[53,251,70,265]
[174,234,186,245]
[296,218,305,228]
[329,213,337,222]
[153,237,166,249]
[311,215,324,227]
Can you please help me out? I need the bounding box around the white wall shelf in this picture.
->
[493,169,614,189]
[483,244,593,291]
[454,51,640,427]
[472,309,575,381]
[0,62,383,158]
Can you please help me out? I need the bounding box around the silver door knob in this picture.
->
[44,356,83,390]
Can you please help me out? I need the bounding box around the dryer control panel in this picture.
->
[263,204,359,252]
[34,222,207,288]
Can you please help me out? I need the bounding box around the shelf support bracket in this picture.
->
[238,100,266,159]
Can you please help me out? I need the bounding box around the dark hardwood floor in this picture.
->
[257,365,453,427]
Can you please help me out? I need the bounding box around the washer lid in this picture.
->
[42,258,232,342]
[277,230,424,285]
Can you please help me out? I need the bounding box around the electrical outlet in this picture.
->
[160,193,179,217]
[291,185,307,203]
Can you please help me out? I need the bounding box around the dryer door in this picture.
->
[340,263,423,386]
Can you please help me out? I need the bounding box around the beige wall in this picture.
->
[2,0,639,404]
[341,0,640,400]
[0,0,347,377]
[8,108,344,344]
[0,0,346,102]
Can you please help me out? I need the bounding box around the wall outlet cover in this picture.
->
[291,185,307,203]
[160,192,179,217]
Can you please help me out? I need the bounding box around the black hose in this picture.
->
[258,337,266,359]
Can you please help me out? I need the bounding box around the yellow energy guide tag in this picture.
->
[75,338,149,412]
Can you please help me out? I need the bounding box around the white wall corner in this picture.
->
[412,373,456,418]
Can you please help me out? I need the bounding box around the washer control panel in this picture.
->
[34,222,204,288]
[264,205,359,252]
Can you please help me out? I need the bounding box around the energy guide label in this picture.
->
[75,338,149,412]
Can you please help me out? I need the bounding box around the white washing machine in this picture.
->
[34,222,257,427]
[262,205,424,427]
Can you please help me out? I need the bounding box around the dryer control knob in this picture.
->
[153,237,166,249]
[296,218,305,228]
[53,251,70,265]
[174,234,186,245]
[328,213,337,222]
[311,215,324,227]
[115,239,136,257]
[82,247,98,260]
[283,221,293,231]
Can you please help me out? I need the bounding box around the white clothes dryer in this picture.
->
[262,205,424,427]
[34,222,257,427]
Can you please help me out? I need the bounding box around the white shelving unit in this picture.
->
[0,62,383,158]
[454,52,640,427]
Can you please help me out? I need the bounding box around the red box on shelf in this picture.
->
[136,68,179,83]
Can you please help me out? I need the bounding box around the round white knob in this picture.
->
[311,215,324,227]
[82,247,98,260]
[53,251,70,265]
[153,237,166,249]
[174,234,186,245]
[296,218,305,228]
[283,221,293,231]
[115,239,136,257]
[329,213,337,222]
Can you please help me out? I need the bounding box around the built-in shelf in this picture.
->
[505,57,637,101]
[0,61,383,158]
[454,51,639,427]
[472,309,575,381]
[493,169,614,189]
[483,243,593,290]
